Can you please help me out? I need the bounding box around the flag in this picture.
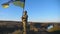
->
[2,3,9,8]
[13,0,25,8]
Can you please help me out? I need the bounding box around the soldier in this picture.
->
[22,11,28,34]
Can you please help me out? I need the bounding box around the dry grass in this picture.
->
[12,30,23,34]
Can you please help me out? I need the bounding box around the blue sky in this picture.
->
[0,0,60,22]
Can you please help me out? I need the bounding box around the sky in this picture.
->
[0,0,60,22]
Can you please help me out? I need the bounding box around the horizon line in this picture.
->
[0,20,60,23]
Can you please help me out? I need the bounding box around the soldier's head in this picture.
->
[23,11,27,15]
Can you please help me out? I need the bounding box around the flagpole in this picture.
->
[22,6,25,16]
[22,0,25,15]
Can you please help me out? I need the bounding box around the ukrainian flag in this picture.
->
[13,0,25,8]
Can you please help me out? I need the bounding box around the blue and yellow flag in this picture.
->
[13,0,25,8]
